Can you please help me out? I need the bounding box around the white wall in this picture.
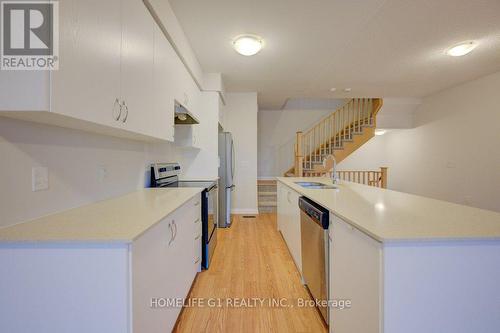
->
[339,71,500,212]
[376,98,421,129]
[258,109,332,178]
[0,93,220,227]
[221,93,258,214]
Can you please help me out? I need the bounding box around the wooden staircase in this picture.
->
[286,98,384,180]
[257,180,277,213]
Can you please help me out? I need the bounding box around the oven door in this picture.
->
[207,183,218,265]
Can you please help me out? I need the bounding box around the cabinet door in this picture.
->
[132,217,179,333]
[172,61,201,148]
[284,187,302,273]
[51,0,121,127]
[288,189,302,273]
[188,80,202,148]
[277,183,286,232]
[152,23,175,141]
[170,201,197,296]
[329,214,382,333]
[121,0,155,136]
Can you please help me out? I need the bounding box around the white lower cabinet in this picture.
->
[0,194,202,333]
[329,214,382,333]
[132,194,201,333]
[277,182,302,273]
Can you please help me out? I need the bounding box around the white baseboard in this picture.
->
[231,208,259,215]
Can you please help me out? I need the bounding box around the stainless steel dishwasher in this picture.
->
[299,196,330,324]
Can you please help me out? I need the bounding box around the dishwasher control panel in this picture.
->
[299,197,329,229]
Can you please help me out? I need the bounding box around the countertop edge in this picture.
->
[276,177,500,243]
[130,188,203,242]
[0,188,204,243]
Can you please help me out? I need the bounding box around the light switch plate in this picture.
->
[32,167,49,192]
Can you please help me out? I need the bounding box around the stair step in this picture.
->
[259,206,277,213]
[258,186,276,193]
[259,201,277,207]
[257,180,277,185]
[258,191,277,196]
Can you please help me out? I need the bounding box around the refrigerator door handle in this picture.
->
[231,140,235,181]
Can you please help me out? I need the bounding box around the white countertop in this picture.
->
[277,177,500,242]
[0,188,202,243]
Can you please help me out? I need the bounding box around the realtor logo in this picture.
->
[1,1,59,70]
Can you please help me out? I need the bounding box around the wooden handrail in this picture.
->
[294,98,381,172]
[286,97,384,179]
[302,167,388,189]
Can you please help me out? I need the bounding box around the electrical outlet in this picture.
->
[32,167,49,192]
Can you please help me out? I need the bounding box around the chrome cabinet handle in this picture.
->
[194,257,200,264]
[195,234,201,240]
[168,222,174,245]
[194,201,200,206]
[287,191,291,204]
[121,101,129,123]
[172,220,177,241]
[112,98,122,121]
[194,218,200,224]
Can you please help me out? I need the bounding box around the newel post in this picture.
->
[295,131,303,177]
[380,167,388,189]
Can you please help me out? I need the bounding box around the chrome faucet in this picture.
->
[331,155,339,184]
[323,155,339,184]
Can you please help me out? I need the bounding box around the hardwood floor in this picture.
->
[175,213,327,333]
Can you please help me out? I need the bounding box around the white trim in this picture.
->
[231,208,259,215]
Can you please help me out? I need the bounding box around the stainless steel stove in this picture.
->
[150,163,218,269]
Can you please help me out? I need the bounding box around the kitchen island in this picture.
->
[0,188,204,333]
[277,177,500,333]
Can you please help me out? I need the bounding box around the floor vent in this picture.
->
[242,215,257,219]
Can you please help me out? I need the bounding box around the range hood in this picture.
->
[174,102,199,125]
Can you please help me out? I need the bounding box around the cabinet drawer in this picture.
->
[193,234,202,272]
[173,194,201,225]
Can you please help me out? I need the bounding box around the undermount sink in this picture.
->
[295,181,338,189]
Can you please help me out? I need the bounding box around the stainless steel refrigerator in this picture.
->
[218,132,235,228]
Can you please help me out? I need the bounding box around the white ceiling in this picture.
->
[169,0,500,109]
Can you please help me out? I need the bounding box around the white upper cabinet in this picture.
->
[120,0,155,136]
[0,0,200,143]
[174,64,202,148]
[152,24,176,141]
[51,0,122,129]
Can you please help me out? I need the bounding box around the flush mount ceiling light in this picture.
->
[330,88,337,92]
[233,35,263,56]
[343,88,352,92]
[375,129,387,136]
[446,41,478,57]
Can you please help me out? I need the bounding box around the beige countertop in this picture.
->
[0,188,202,243]
[277,177,500,242]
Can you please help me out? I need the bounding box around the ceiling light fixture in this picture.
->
[344,88,352,92]
[446,41,477,57]
[233,34,263,56]
[330,88,337,92]
[375,129,387,136]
